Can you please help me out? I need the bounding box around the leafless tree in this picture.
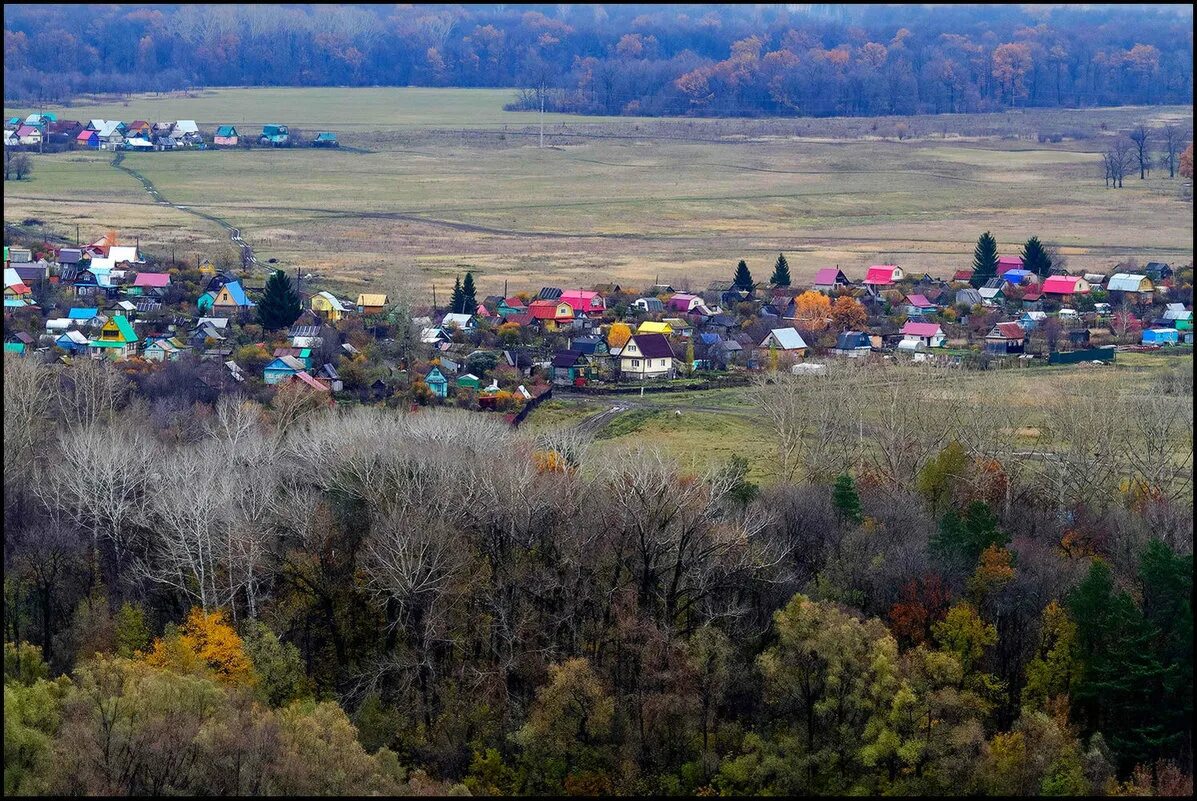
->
[1103,138,1133,188]
[4,359,53,516]
[1127,125,1152,179]
[1159,124,1187,179]
[54,359,129,430]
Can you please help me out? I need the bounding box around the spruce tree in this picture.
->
[832,473,863,524]
[449,276,464,314]
[1021,236,1053,278]
[970,231,999,288]
[257,269,302,330]
[461,272,478,315]
[733,259,754,291]
[770,253,791,287]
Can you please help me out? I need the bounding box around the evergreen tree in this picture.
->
[461,272,479,315]
[832,473,863,524]
[932,501,1008,565]
[257,269,302,330]
[732,259,753,291]
[970,231,999,288]
[449,276,464,314]
[1021,236,1053,278]
[769,253,791,287]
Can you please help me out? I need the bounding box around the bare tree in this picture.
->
[1104,138,1133,188]
[1160,124,1187,179]
[1127,125,1152,180]
[54,359,129,430]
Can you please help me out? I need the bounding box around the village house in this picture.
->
[620,333,675,380]
[834,331,872,357]
[900,293,938,317]
[356,293,387,314]
[88,314,139,360]
[129,272,171,297]
[1106,273,1154,301]
[637,320,673,336]
[995,256,1023,276]
[441,312,477,331]
[264,354,307,384]
[528,299,574,331]
[665,292,705,314]
[759,327,808,358]
[633,297,665,313]
[144,336,187,362]
[313,132,339,147]
[551,351,593,385]
[311,291,349,321]
[1041,275,1091,299]
[260,124,290,146]
[863,264,903,288]
[984,321,1026,355]
[210,280,255,316]
[425,366,449,398]
[214,125,239,146]
[899,320,947,349]
[813,267,851,293]
[558,289,606,316]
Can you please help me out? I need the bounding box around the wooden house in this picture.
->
[260,124,290,146]
[88,315,139,360]
[75,129,99,149]
[425,366,449,398]
[264,355,306,384]
[864,265,903,287]
[813,267,851,293]
[984,322,1026,355]
[551,351,593,385]
[311,291,348,321]
[528,299,574,331]
[144,337,187,362]
[759,327,808,357]
[1041,275,1091,299]
[211,280,255,316]
[898,321,946,349]
[620,333,675,380]
[356,293,387,314]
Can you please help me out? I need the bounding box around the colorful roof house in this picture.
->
[214,125,239,146]
[313,132,339,147]
[864,265,903,287]
[560,289,606,316]
[311,290,348,321]
[287,370,333,396]
[899,321,946,349]
[197,291,217,313]
[551,350,593,385]
[88,314,139,360]
[4,267,31,297]
[15,124,42,146]
[425,366,449,398]
[55,330,91,352]
[356,293,388,314]
[170,120,200,144]
[260,124,290,146]
[1141,328,1179,346]
[75,129,100,149]
[900,293,938,317]
[211,281,255,316]
[497,297,528,317]
[984,322,1026,355]
[996,256,1023,276]
[1041,275,1091,298]
[3,341,26,357]
[440,312,476,331]
[264,354,307,384]
[129,271,171,297]
[813,267,851,292]
[952,269,974,283]
[126,120,151,137]
[457,373,481,391]
[620,333,675,380]
[665,293,704,313]
[528,299,574,331]
[1162,304,1192,331]
[1106,273,1153,297]
[635,321,673,338]
[1001,269,1038,286]
[144,337,187,362]
[759,327,808,355]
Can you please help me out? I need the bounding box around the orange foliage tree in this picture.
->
[143,608,258,686]
[1180,143,1193,179]
[887,574,952,647]
[794,290,831,331]
[830,296,867,331]
[607,322,632,350]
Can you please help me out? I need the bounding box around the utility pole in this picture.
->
[539,79,545,149]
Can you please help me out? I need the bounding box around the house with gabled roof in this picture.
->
[75,129,100,149]
[260,124,290,146]
[1106,273,1153,299]
[864,265,903,286]
[129,272,171,297]
[1041,275,1091,298]
[633,297,665,313]
[834,331,872,357]
[1143,262,1173,282]
[996,256,1023,276]
[144,336,188,362]
[620,333,675,380]
[759,327,808,356]
[356,293,387,314]
[559,289,605,316]
[214,125,239,146]
[813,267,851,293]
[440,312,476,331]
[636,320,673,336]
[978,278,1005,304]
[528,299,574,331]
[88,315,139,360]
[211,280,255,316]
[900,293,938,317]
[899,321,946,349]
[264,355,307,384]
[311,290,348,321]
[984,322,1026,355]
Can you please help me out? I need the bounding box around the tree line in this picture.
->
[3,353,1192,795]
[4,5,1192,118]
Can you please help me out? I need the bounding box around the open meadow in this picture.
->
[4,88,1192,300]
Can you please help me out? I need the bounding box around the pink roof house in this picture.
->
[559,289,605,315]
[133,272,172,289]
[665,292,703,313]
[864,265,904,285]
[996,256,1023,275]
[1041,275,1091,296]
[899,320,947,348]
[813,267,850,291]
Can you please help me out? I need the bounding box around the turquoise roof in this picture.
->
[68,307,98,319]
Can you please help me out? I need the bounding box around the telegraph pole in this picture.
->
[539,79,545,149]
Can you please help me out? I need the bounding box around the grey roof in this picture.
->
[956,288,983,306]
[289,324,321,338]
[1107,273,1149,292]
[537,287,563,300]
[761,327,808,350]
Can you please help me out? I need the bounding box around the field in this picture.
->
[4,88,1193,300]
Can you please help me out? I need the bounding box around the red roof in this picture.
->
[133,272,171,288]
[528,299,573,321]
[76,130,97,141]
[505,313,534,326]
[864,265,899,285]
[289,371,330,391]
[15,125,39,137]
[1022,287,1042,301]
[1042,275,1084,294]
[996,256,1023,275]
[905,293,935,308]
[953,269,973,281]
[900,321,943,337]
[503,296,526,308]
[990,321,1026,340]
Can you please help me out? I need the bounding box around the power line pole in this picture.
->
[539,79,545,149]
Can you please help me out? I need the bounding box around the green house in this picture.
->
[457,373,481,390]
[260,124,290,146]
[425,366,448,398]
[313,132,338,147]
[197,291,216,312]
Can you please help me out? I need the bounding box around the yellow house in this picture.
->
[311,291,348,321]
[637,320,673,335]
[211,280,254,316]
[356,293,388,315]
[88,315,139,360]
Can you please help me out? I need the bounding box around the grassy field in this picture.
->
[4,88,1192,300]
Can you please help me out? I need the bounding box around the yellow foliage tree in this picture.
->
[795,290,832,331]
[532,449,570,474]
[143,608,258,687]
[606,322,632,350]
[829,296,867,331]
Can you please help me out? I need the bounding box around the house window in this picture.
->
[632,359,640,367]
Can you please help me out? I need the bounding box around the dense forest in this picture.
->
[4,355,1193,795]
[4,4,1193,117]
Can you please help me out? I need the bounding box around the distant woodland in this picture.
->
[4,4,1193,117]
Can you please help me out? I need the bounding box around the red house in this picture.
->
[864,265,904,285]
[996,256,1023,276]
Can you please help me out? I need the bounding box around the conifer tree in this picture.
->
[833,473,863,524]
[449,276,464,314]
[1021,236,1053,278]
[461,272,478,315]
[970,231,999,288]
[769,253,791,287]
[732,259,753,291]
[257,269,302,330]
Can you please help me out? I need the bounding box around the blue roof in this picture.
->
[699,332,721,345]
[68,307,99,319]
[222,280,254,307]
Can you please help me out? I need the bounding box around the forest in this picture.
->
[3,355,1193,796]
[3,4,1193,117]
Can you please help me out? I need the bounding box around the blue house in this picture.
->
[425,366,448,398]
[1142,328,1179,346]
[67,307,99,321]
[264,355,306,384]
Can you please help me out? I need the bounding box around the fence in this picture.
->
[511,386,552,428]
[1047,346,1117,365]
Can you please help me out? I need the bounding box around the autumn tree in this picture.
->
[829,296,867,331]
[1180,142,1193,179]
[606,321,632,350]
[793,290,831,331]
[992,43,1032,105]
[143,608,258,687]
[1127,124,1152,180]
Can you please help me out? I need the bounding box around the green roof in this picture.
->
[4,342,25,354]
[216,125,237,137]
[315,132,337,140]
[113,314,138,342]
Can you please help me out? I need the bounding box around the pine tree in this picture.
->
[770,253,791,287]
[832,473,863,524]
[257,270,302,330]
[732,259,753,291]
[449,276,464,314]
[461,272,478,315]
[1021,236,1053,278]
[970,231,999,288]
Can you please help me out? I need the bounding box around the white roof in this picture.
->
[116,300,136,310]
[125,137,153,148]
[88,257,115,272]
[58,330,90,345]
[1024,311,1047,320]
[196,316,230,329]
[420,327,446,344]
[1107,273,1149,292]
[173,120,199,134]
[291,336,322,348]
[46,318,72,331]
[314,290,347,311]
[441,312,474,328]
[761,327,808,350]
[1163,307,1192,321]
[3,267,21,287]
[108,246,141,264]
[97,121,123,137]
[89,119,106,130]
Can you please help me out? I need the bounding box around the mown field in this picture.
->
[4,88,1192,300]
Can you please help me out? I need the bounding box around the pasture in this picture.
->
[4,88,1192,300]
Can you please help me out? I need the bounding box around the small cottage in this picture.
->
[620,333,675,380]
